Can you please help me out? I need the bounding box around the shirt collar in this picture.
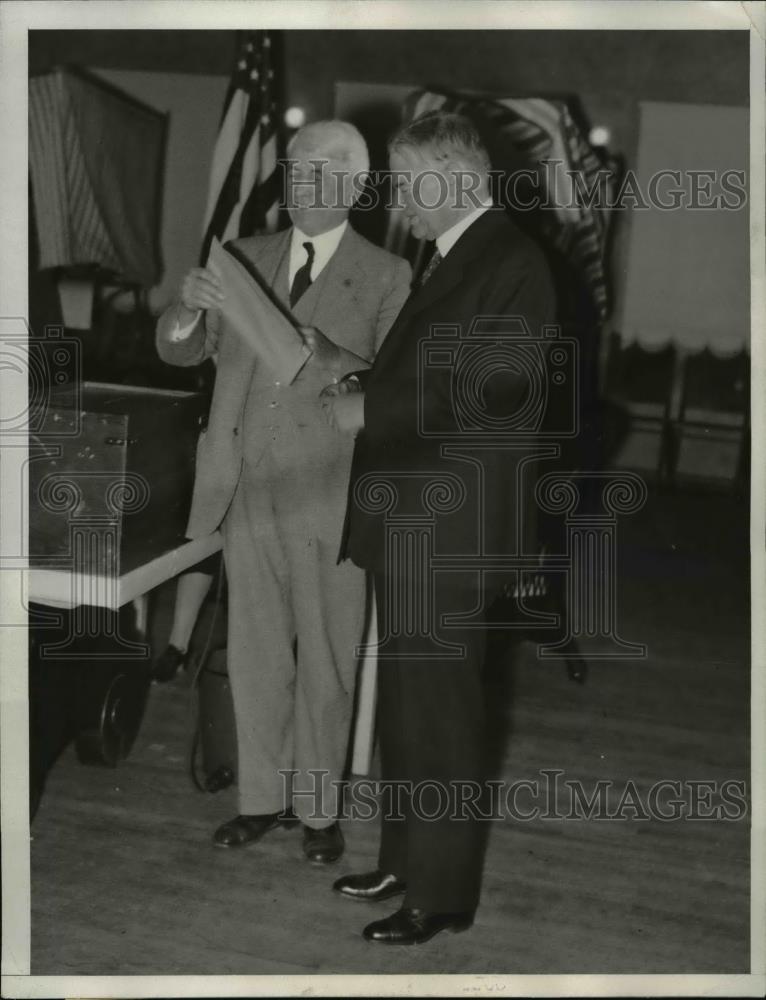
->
[291,219,348,259]
[435,200,493,258]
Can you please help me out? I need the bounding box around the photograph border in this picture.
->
[1,2,764,996]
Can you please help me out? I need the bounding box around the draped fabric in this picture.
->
[28,68,165,287]
[385,88,616,323]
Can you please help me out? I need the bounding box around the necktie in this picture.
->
[419,248,443,286]
[290,241,315,307]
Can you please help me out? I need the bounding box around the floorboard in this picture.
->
[29,489,751,975]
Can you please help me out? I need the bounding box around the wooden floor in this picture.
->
[29,489,751,975]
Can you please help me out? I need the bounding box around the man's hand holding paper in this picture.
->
[180,262,225,314]
[320,389,365,436]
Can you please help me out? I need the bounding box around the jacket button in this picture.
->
[233,427,239,436]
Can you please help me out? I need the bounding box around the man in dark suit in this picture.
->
[157,121,411,865]
[322,111,555,943]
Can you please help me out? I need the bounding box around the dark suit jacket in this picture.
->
[342,209,556,597]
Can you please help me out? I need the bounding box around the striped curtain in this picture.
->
[200,31,282,262]
[28,68,164,287]
[385,89,616,323]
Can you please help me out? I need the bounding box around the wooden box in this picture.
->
[29,382,207,575]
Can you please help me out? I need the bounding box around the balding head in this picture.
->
[288,120,370,178]
[388,111,493,241]
[388,111,490,178]
[285,120,370,235]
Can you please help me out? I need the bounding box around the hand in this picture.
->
[300,326,341,371]
[319,378,362,399]
[179,262,224,314]
[321,392,365,435]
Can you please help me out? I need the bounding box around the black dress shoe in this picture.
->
[333,869,407,902]
[303,822,344,864]
[213,813,282,848]
[153,644,187,682]
[363,906,473,945]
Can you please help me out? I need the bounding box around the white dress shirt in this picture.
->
[170,219,349,342]
[288,219,347,287]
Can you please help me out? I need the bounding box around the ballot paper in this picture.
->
[207,236,312,384]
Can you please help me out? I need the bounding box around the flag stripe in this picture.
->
[202,89,250,232]
[200,30,281,262]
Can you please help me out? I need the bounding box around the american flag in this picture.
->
[200,31,281,262]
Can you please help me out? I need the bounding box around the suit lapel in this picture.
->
[410,210,506,318]
[371,210,506,374]
[256,228,292,288]
[293,225,361,328]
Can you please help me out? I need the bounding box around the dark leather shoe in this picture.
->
[363,906,473,945]
[303,822,344,864]
[213,813,281,848]
[153,644,186,682]
[333,869,407,902]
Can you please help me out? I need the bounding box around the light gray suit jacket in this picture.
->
[156,224,412,539]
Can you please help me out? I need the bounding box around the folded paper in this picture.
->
[207,236,312,384]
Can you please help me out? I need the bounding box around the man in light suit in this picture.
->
[157,121,411,863]
[324,111,555,941]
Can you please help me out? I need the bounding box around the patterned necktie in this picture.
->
[290,241,315,307]
[419,248,443,286]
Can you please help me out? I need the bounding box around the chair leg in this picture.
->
[566,654,588,684]
[659,418,677,491]
[548,583,588,685]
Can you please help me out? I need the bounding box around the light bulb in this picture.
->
[588,125,611,148]
[284,106,306,129]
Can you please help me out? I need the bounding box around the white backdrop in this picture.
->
[617,101,749,356]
